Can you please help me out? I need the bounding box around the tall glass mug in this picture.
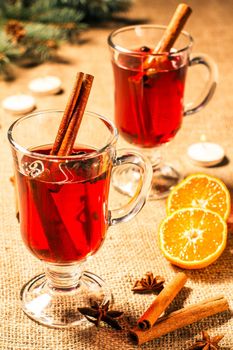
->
[8,110,152,328]
[108,25,218,199]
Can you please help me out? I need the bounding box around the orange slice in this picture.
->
[167,173,231,220]
[159,208,227,269]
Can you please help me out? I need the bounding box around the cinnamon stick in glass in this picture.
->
[137,272,187,330]
[29,72,94,260]
[130,295,229,345]
[144,3,192,70]
[50,72,85,155]
[51,72,94,156]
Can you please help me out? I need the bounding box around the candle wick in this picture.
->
[200,134,207,143]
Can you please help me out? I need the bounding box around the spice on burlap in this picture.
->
[189,331,224,349]
[78,300,123,330]
[132,272,165,294]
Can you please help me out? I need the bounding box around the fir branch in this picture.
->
[76,0,132,21]
[25,23,66,41]
[0,0,132,23]
[24,44,55,63]
[0,53,15,81]
[0,1,30,21]
[0,31,22,59]
[0,0,132,79]
[35,8,84,24]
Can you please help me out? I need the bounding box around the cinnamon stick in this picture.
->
[50,72,84,155]
[156,3,192,53]
[144,3,192,69]
[29,178,82,261]
[29,72,93,260]
[130,295,229,345]
[50,72,94,156]
[59,74,93,155]
[137,272,187,330]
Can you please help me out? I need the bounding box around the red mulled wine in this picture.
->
[16,146,112,263]
[112,48,188,147]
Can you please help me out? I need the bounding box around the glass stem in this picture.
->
[45,263,82,292]
[142,147,162,169]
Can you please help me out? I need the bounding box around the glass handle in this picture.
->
[109,149,152,226]
[184,53,218,116]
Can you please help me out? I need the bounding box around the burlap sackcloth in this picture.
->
[0,0,233,349]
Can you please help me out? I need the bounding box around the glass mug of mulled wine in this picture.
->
[108,24,218,199]
[8,110,152,328]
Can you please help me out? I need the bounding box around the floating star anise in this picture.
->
[78,300,123,330]
[132,272,165,293]
[189,331,224,350]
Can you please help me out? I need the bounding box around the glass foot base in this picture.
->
[20,271,112,328]
[150,163,181,200]
[112,163,181,200]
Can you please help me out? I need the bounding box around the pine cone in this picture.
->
[5,20,26,43]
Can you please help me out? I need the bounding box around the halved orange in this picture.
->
[159,208,227,269]
[167,173,231,221]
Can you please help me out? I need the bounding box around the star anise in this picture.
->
[132,272,165,293]
[78,300,123,330]
[189,331,224,349]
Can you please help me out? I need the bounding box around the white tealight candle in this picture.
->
[28,76,62,95]
[2,94,36,115]
[187,142,225,167]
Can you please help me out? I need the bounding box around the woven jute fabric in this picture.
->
[0,0,233,349]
